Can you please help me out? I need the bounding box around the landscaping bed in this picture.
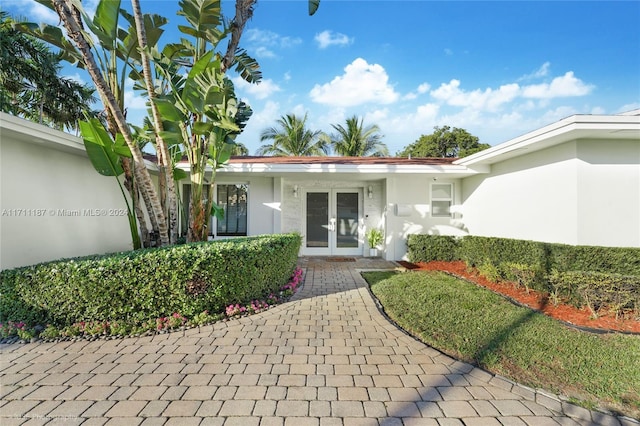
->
[398,260,640,334]
[0,234,302,342]
[363,269,640,419]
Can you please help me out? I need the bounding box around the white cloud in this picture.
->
[417,83,431,94]
[309,58,400,107]
[616,102,640,114]
[403,83,431,100]
[63,73,86,85]
[233,77,281,100]
[431,79,520,112]
[415,103,440,122]
[254,46,276,59]
[519,62,551,81]
[245,28,302,59]
[291,104,308,118]
[314,30,353,49]
[444,48,453,56]
[522,72,593,99]
[4,0,59,24]
[123,79,148,111]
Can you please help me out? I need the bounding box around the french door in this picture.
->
[304,189,363,256]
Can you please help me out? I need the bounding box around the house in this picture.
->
[1,110,638,270]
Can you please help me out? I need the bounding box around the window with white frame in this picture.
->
[431,183,453,217]
[216,184,248,236]
[181,183,248,237]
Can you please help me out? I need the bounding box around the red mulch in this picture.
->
[398,260,640,334]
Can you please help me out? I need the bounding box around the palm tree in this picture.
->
[0,12,98,131]
[328,115,389,157]
[257,113,329,156]
[231,143,250,156]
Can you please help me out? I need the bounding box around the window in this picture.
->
[431,183,453,217]
[217,184,248,236]
[181,184,248,237]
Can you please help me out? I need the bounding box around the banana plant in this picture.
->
[79,118,142,249]
[153,44,253,241]
[16,0,174,247]
[15,0,321,246]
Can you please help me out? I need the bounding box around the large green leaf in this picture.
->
[154,98,187,122]
[79,119,124,177]
[233,49,262,84]
[178,0,222,36]
[94,0,121,43]
[82,0,117,50]
[113,133,132,158]
[13,23,83,66]
[210,203,225,221]
[193,121,213,135]
[217,143,234,165]
[183,50,217,113]
[118,10,167,63]
[173,168,188,181]
[309,0,320,15]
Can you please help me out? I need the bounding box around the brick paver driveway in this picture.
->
[1,257,631,425]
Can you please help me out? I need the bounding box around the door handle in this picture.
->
[329,217,336,232]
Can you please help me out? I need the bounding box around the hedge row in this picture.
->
[459,236,640,276]
[0,234,302,327]
[407,234,640,317]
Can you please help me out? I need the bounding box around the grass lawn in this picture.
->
[362,270,640,418]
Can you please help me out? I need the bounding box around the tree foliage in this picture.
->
[327,115,388,157]
[0,12,97,131]
[12,0,321,247]
[397,126,490,158]
[257,113,329,156]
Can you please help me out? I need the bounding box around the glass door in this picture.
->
[304,189,362,255]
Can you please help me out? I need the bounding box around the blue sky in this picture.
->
[5,0,640,155]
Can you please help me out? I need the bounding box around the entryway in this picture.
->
[303,189,363,256]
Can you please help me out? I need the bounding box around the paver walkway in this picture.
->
[1,257,633,425]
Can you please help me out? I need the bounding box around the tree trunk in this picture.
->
[221,0,257,73]
[186,168,208,242]
[52,0,169,246]
[131,0,179,245]
[122,157,150,248]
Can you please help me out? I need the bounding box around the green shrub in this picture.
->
[499,262,546,293]
[548,271,640,319]
[407,234,461,262]
[0,234,301,327]
[477,262,501,283]
[548,244,640,276]
[458,236,548,271]
[408,234,640,317]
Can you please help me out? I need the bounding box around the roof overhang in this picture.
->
[177,158,479,179]
[1,112,87,156]
[454,110,640,167]
[1,112,159,171]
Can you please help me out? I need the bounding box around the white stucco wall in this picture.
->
[0,116,133,270]
[385,175,464,260]
[460,139,640,248]
[576,139,640,247]
[461,141,579,244]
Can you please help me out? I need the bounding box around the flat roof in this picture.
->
[454,110,640,167]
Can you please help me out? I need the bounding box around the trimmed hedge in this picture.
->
[406,234,640,317]
[407,234,460,263]
[0,234,301,327]
[549,271,640,318]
